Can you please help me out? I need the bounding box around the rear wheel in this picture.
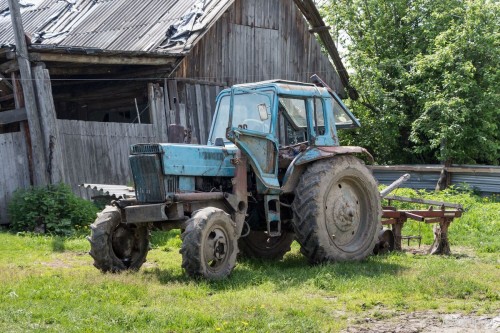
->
[292,155,381,263]
[238,229,295,260]
[180,207,238,280]
[88,206,150,272]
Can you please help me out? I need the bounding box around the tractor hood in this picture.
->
[132,143,238,177]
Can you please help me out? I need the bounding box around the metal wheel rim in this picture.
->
[112,225,141,267]
[203,225,230,272]
[325,176,369,251]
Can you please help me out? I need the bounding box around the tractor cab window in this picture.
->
[209,90,273,145]
[278,97,307,146]
[231,91,273,133]
[331,96,357,128]
[312,98,326,136]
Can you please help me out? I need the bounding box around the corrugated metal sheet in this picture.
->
[371,165,500,194]
[0,0,233,54]
[81,184,136,199]
[374,170,441,191]
[452,173,500,194]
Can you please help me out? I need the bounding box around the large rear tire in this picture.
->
[180,207,238,280]
[88,206,150,272]
[238,230,295,260]
[292,155,381,263]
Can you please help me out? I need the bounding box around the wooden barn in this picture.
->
[0,0,352,224]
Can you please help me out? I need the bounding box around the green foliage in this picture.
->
[8,184,98,236]
[324,0,500,164]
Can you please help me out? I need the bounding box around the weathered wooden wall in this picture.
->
[175,0,344,94]
[59,83,169,198]
[0,131,31,224]
[58,120,158,197]
[164,79,225,144]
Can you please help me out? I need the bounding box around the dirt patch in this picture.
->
[343,311,500,333]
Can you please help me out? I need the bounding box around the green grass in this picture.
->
[0,189,498,332]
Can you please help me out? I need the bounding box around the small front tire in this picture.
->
[88,206,150,272]
[180,207,238,280]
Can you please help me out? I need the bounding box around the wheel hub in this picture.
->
[326,181,362,246]
[213,238,227,260]
[205,228,228,266]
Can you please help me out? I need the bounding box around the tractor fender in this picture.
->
[281,146,374,193]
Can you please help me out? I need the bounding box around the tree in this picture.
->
[324,0,499,165]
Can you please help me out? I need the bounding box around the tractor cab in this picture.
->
[208,80,361,191]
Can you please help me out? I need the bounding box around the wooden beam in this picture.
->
[0,60,19,73]
[0,107,27,125]
[309,26,330,33]
[0,73,13,90]
[0,94,14,102]
[27,52,178,66]
[293,0,359,100]
[8,0,49,185]
[48,66,122,76]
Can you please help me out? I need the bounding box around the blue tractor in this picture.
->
[88,76,381,279]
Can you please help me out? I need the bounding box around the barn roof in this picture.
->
[0,0,234,55]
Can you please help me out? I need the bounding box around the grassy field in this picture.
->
[0,189,498,332]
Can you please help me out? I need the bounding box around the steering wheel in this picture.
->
[243,119,269,133]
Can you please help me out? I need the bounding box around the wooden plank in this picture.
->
[185,84,200,144]
[0,108,27,125]
[167,80,180,124]
[0,131,30,224]
[194,84,205,143]
[163,78,172,127]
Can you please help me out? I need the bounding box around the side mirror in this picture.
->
[257,103,269,120]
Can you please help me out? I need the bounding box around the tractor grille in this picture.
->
[165,176,179,193]
[130,144,162,155]
[130,154,165,203]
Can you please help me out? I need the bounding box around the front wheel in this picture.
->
[292,155,381,263]
[180,207,238,280]
[88,206,150,272]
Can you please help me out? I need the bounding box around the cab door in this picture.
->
[226,89,281,191]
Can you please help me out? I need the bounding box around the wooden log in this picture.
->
[33,65,66,184]
[8,0,48,185]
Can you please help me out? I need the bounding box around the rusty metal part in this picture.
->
[380,173,411,198]
[124,203,167,224]
[173,192,225,202]
[385,195,463,210]
[373,229,395,255]
[381,195,462,253]
[232,150,248,237]
[429,219,452,255]
[167,124,185,143]
[316,146,374,164]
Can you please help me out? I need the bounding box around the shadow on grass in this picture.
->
[145,251,407,291]
[52,236,66,252]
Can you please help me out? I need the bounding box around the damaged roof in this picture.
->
[0,0,234,55]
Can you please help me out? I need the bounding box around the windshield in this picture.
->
[332,98,354,127]
[210,91,273,143]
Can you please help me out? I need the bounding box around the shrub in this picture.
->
[8,184,98,236]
